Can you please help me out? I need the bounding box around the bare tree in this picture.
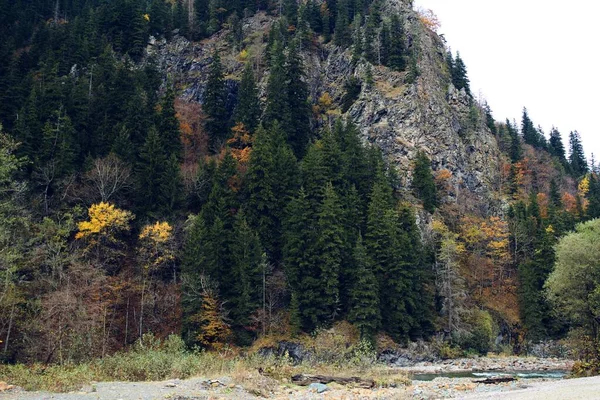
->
[86,153,132,202]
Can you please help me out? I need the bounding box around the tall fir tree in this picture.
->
[285,40,311,158]
[233,64,261,133]
[451,51,470,95]
[348,234,380,340]
[204,49,228,152]
[412,151,437,213]
[568,130,588,177]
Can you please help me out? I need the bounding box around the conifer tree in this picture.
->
[286,40,311,157]
[348,235,380,340]
[518,225,557,340]
[312,183,344,325]
[363,16,376,63]
[568,131,588,177]
[263,41,290,131]
[521,108,543,149]
[234,64,260,133]
[549,127,567,162]
[334,0,351,48]
[228,211,263,343]
[137,127,167,214]
[451,51,470,95]
[245,123,299,260]
[204,49,228,152]
[412,151,437,213]
[387,14,406,71]
[158,87,183,159]
[506,119,522,162]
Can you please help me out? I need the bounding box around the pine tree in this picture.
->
[158,87,183,159]
[263,41,290,132]
[363,16,376,63]
[228,211,263,343]
[518,225,557,340]
[233,64,260,133]
[204,49,228,152]
[333,0,351,48]
[137,127,166,214]
[285,40,311,158]
[506,119,522,162]
[387,14,406,71]
[451,51,470,95]
[521,108,542,149]
[158,152,183,214]
[548,127,567,162]
[348,235,380,340]
[412,151,437,213]
[312,183,344,324]
[568,131,588,177]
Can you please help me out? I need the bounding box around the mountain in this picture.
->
[0,0,597,364]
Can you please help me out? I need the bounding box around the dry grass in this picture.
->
[1,327,410,393]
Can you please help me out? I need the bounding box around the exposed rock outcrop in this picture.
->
[152,0,503,210]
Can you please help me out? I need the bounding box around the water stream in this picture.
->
[412,370,568,381]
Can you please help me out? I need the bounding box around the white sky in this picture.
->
[413,0,599,161]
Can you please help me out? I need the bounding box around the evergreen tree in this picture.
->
[412,151,437,213]
[312,183,344,324]
[506,119,522,162]
[137,127,166,214]
[158,87,183,159]
[204,49,228,152]
[387,14,406,71]
[568,131,588,177]
[518,225,557,340]
[521,108,543,149]
[548,127,567,162]
[451,51,470,95]
[228,211,263,343]
[348,234,380,340]
[233,64,260,133]
[285,40,311,157]
[333,0,351,48]
[363,16,376,63]
[263,41,290,132]
[244,124,298,261]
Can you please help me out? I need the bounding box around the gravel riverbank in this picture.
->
[0,357,577,400]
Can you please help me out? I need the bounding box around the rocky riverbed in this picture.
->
[0,356,576,400]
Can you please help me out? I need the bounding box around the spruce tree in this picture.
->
[412,151,437,213]
[204,49,228,152]
[451,51,470,95]
[263,41,290,132]
[286,40,311,158]
[229,211,263,343]
[233,64,260,133]
[387,14,406,71]
[568,131,588,177]
[548,127,567,162]
[158,87,183,159]
[312,183,344,325]
[521,108,542,149]
[348,234,380,340]
[137,126,167,214]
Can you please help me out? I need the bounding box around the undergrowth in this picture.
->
[0,328,410,392]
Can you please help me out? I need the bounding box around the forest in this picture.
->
[1,0,600,372]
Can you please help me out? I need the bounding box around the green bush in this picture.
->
[459,310,495,355]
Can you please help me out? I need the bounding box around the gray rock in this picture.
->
[308,382,329,393]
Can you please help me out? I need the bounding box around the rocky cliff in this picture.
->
[151,0,503,211]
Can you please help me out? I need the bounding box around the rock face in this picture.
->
[153,0,503,208]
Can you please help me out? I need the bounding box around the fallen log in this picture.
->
[473,376,516,384]
[291,374,375,388]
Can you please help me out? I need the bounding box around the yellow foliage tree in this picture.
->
[138,221,175,272]
[76,202,134,245]
[195,291,232,350]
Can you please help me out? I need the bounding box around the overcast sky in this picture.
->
[413,0,599,161]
